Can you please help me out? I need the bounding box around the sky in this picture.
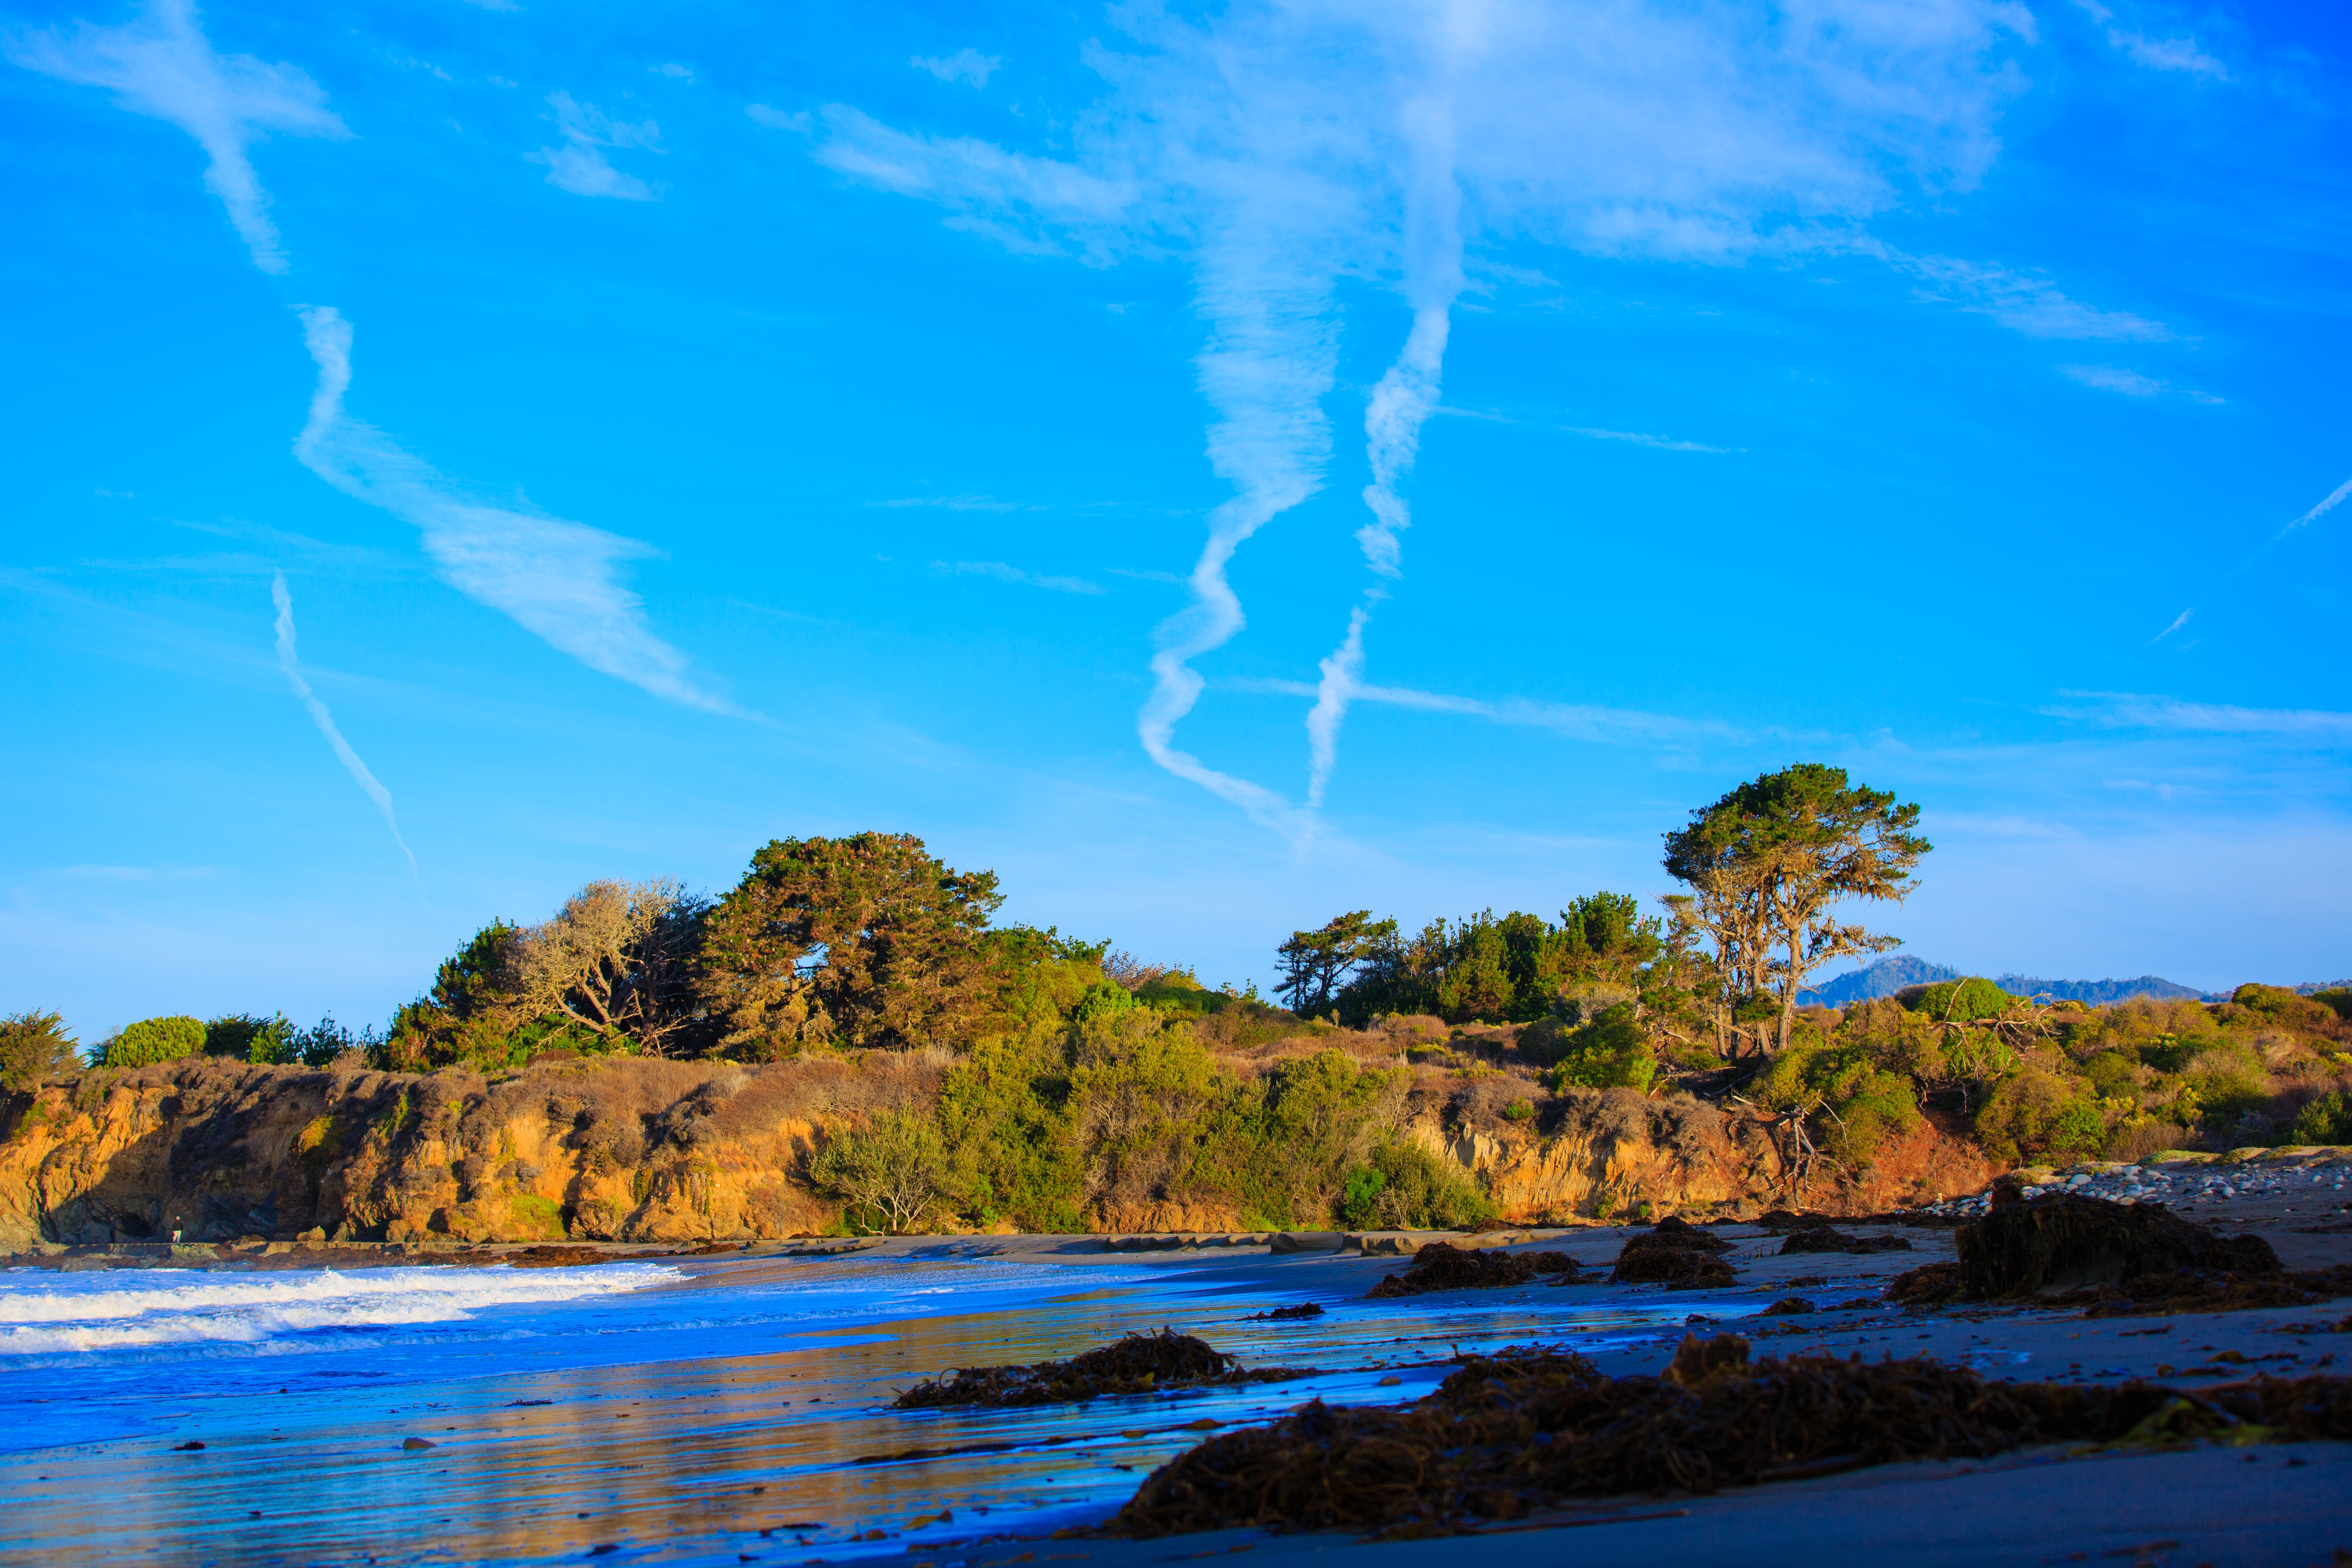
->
[2,0,2348,1040]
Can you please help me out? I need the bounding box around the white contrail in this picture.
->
[1306,85,1464,809]
[291,305,747,716]
[5,0,345,274]
[2153,474,2352,642]
[271,572,419,882]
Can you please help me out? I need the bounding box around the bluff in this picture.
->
[0,1050,1998,1247]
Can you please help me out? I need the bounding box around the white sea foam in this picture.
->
[0,1263,678,1355]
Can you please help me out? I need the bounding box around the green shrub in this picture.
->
[1338,1140,1496,1230]
[2178,1041,2267,1118]
[1754,1036,1921,1168]
[1503,1097,1535,1122]
[2083,1051,2140,1099]
[811,1109,949,1234]
[1974,1067,2106,1163]
[2314,989,2352,1024]
[938,1030,1083,1232]
[508,1193,566,1239]
[100,1015,205,1068]
[205,1013,296,1064]
[1202,1049,1403,1227]
[2288,1090,2352,1146]
[0,1011,80,1090]
[1541,1006,1655,1092]
[1904,978,2019,1022]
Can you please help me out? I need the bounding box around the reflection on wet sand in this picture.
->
[1,1253,1700,1566]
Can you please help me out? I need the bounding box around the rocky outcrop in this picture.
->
[0,1057,863,1248]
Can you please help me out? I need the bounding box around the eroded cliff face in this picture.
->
[1405,1099,1998,1223]
[0,1057,2000,1247]
[0,1058,855,1248]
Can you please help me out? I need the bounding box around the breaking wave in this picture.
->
[0,1263,679,1356]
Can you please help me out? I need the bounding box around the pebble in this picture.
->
[1913,1156,2352,1218]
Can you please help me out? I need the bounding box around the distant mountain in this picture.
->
[1799,957,2205,1007]
[1993,973,2201,1004]
[1799,956,1961,1005]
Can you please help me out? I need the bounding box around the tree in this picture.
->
[385,920,530,1068]
[204,1014,295,1063]
[811,1109,948,1234]
[511,879,709,1056]
[97,1015,205,1068]
[1273,911,1398,1018]
[696,833,1004,1055]
[1664,764,1929,1056]
[0,1011,80,1089]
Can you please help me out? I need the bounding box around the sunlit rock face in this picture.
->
[0,1054,2005,1248]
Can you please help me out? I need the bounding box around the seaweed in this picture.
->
[891,1329,1313,1410]
[1365,1243,1581,1298]
[1105,1334,2352,1540]
[1956,1194,2281,1297]
[1608,1221,1738,1288]
[1759,1298,1815,1316]
[1777,1226,1913,1256]
[1883,1261,1962,1305]
[1250,1303,1327,1321]
[2067,1264,2352,1319]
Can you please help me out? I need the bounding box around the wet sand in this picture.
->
[5,1187,2350,1566]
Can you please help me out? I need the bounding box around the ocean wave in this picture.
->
[0,1263,679,1355]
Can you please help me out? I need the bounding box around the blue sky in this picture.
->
[3,0,2348,1038]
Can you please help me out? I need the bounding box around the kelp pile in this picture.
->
[1778,1225,1913,1256]
[1365,1243,1582,1298]
[1609,1217,1737,1288]
[1251,1303,1327,1321]
[1878,1194,2352,1316]
[1884,1261,1962,1304]
[2070,1263,2352,1318]
[1107,1333,2352,1539]
[1956,1193,2278,1296]
[891,1329,1312,1410]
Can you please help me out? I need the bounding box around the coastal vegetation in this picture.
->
[11,766,2351,1242]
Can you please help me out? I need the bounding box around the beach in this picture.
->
[4,1188,2350,1567]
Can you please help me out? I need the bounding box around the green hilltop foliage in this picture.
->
[27,768,2352,1231]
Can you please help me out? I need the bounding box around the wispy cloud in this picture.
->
[912,49,1000,88]
[936,560,1105,596]
[2151,474,2352,642]
[1236,676,1757,748]
[271,572,419,880]
[291,305,743,715]
[1438,405,1732,453]
[652,62,692,82]
[2062,363,2222,402]
[871,494,1027,512]
[2074,1,2228,80]
[1563,425,1734,454]
[527,90,661,200]
[7,0,346,273]
[2046,690,2352,739]
[1903,254,2172,341]
[784,1,2038,833]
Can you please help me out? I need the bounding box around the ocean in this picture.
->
[0,1246,1706,1566]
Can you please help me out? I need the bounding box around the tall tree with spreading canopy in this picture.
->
[696,832,1004,1055]
[510,879,710,1056]
[1663,764,1930,1056]
[1273,910,1398,1018]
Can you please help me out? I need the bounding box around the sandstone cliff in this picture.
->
[0,1053,1998,1248]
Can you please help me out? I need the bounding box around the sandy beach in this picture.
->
[4,1166,2349,1567]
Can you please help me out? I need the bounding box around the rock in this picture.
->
[402,1437,437,1450]
[1269,1231,1343,1254]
